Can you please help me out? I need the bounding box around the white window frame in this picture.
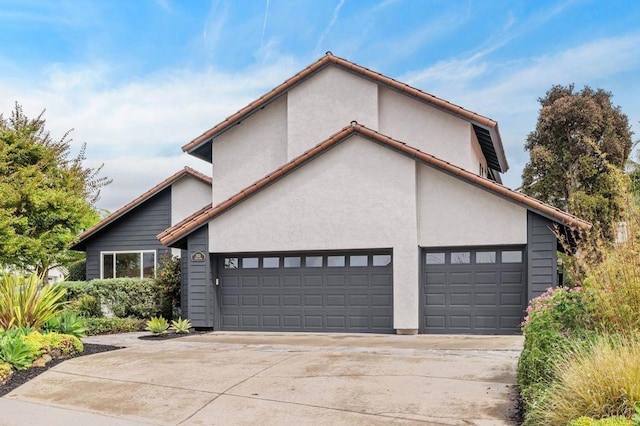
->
[100,250,157,279]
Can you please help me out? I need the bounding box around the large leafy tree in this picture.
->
[0,104,110,274]
[521,85,633,239]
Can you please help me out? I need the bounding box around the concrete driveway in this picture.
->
[0,332,523,425]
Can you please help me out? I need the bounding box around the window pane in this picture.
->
[350,255,368,267]
[224,258,238,269]
[116,253,141,278]
[502,251,523,263]
[373,255,391,267]
[476,251,496,264]
[426,253,445,265]
[102,254,114,278]
[284,257,301,268]
[451,252,470,264]
[305,256,323,267]
[242,257,259,268]
[143,252,155,278]
[327,256,345,267]
[263,257,280,268]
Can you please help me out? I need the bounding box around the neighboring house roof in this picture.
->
[71,167,212,251]
[183,52,508,173]
[159,123,590,247]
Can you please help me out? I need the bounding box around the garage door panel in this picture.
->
[327,275,346,286]
[426,293,446,306]
[262,276,280,288]
[475,293,497,305]
[423,247,525,335]
[449,293,471,306]
[284,276,302,287]
[220,252,393,333]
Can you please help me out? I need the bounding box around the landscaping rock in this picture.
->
[31,354,53,368]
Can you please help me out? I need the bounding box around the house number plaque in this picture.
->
[190,251,206,262]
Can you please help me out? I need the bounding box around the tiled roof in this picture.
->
[182,52,508,172]
[158,124,590,246]
[71,167,212,250]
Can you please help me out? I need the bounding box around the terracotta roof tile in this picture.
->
[158,124,589,246]
[71,167,212,250]
[182,53,506,171]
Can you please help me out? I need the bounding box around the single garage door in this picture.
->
[219,251,394,333]
[422,247,526,334]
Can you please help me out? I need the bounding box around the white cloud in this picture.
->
[0,54,301,212]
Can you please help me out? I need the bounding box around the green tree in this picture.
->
[0,104,110,274]
[521,85,633,240]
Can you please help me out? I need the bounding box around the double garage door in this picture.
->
[422,247,526,334]
[218,251,394,333]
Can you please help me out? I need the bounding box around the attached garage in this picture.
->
[217,251,394,333]
[422,247,526,335]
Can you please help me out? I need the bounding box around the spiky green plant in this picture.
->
[0,272,67,330]
[170,318,192,334]
[145,316,169,335]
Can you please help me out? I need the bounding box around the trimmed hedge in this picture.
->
[85,317,146,335]
[61,279,163,319]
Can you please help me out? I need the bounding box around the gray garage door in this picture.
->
[219,251,394,333]
[422,247,526,334]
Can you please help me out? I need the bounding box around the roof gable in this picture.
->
[183,52,508,173]
[71,167,211,251]
[159,124,589,246]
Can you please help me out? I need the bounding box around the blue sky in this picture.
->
[1,0,639,211]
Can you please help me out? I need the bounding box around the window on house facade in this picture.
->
[101,251,156,279]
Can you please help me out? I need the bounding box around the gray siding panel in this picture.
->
[186,227,214,327]
[527,211,558,302]
[181,249,189,319]
[85,189,172,280]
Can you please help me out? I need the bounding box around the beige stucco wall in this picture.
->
[212,96,288,204]
[416,164,527,247]
[378,87,485,173]
[208,136,420,329]
[287,65,378,160]
[171,175,212,226]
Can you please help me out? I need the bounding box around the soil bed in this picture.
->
[138,330,209,341]
[0,343,122,397]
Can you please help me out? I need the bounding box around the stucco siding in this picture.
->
[378,87,481,172]
[171,176,212,225]
[208,136,419,329]
[287,65,378,160]
[85,189,171,280]
[416,165,527,247]
[212,96,288,204]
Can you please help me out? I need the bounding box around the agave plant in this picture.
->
[145,316,169,335]
[43,312,87,338]
[170,318,192,334]
[0,272,67,330]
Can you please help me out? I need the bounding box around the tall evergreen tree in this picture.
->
[0,104,110,274]
[522,85,633,240]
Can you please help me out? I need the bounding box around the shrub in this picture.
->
[531,335,640,425]
[0,272,67,329]
[60,278,163,319]
[570,417,634,426]
[146,316,169,335]
[0,361,12,384]
[68,294,102,318]
[65,259,86,281]
[518,286,594,405]
[23,331,83,356]
[156,255,181,320]
[84,317,146,335]
[43,312,87,338]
